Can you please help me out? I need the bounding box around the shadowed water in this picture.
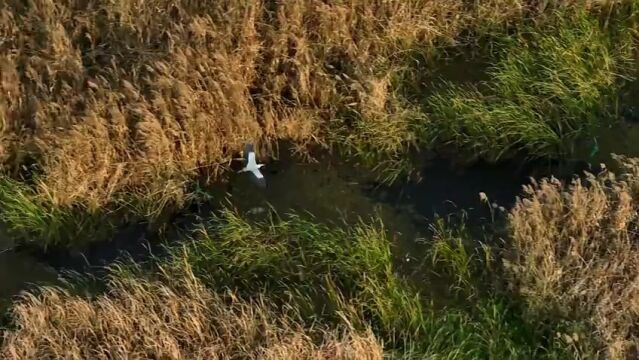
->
[0,227,58,312]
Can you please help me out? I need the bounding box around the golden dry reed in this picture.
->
[506,156,639,359]
[1,266,382,360]
[0,0,615,213]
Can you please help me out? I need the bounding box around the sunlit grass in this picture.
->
[0,0,525,206]
[425,10,635,162]
[1,1,638,358]
[1,266,384,359]
[1,207,595,358]
[2,0,630,207]
[0,176,114,248]
[506,155,639,358]
[151,208,590,357]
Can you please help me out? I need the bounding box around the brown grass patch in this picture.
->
[0,0,605,212]
[1,267,382,360]
[505,156,639,358]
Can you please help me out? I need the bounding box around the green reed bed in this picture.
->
[0,206,599,358]
[143,208,590,358]
[162,209,420,337]
[425,10,635,162]
[336,8,638,182]
[0,176,115,248]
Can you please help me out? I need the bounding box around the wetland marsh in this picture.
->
[1,1,639,359]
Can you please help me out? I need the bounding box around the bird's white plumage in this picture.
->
[240,143,266,188]
[247,152,257,168]
[251,169,264,179]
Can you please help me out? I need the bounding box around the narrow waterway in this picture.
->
[0,145,603,310]
[3,56,639,314]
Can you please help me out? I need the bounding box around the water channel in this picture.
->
[2,57,639,314]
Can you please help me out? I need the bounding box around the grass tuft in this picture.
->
[505,155,639,358]
[426,10,635,162]
[429,217,476,295]
[0,176,114,248]
[167,209,422,342]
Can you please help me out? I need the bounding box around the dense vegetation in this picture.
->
[0,208,592,358]
[6,159,639,358]
[1,0,639,359]
[427,11,634,161]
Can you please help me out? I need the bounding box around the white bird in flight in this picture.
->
[239,143,266,188]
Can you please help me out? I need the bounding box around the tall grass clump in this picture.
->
[0,207,602,358]
[167,209,424,341]
[1,265,383,359]
[1,0,628,226]
[428,216,483,298]
[0,176,114,248]
[331,74,429,183]
[426,10,635,161]
[505,155,639,358]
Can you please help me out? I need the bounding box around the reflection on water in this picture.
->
[0,225,62,312]
[0,251,57,299]
[577,121,639,172]
[0,226,57,312]
[0,242,58,312]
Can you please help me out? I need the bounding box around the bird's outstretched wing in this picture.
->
[250,168,266,188]
[244,143,254,163]
[248,152,257,167]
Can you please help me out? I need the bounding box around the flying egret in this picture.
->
[239,143,266,188]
